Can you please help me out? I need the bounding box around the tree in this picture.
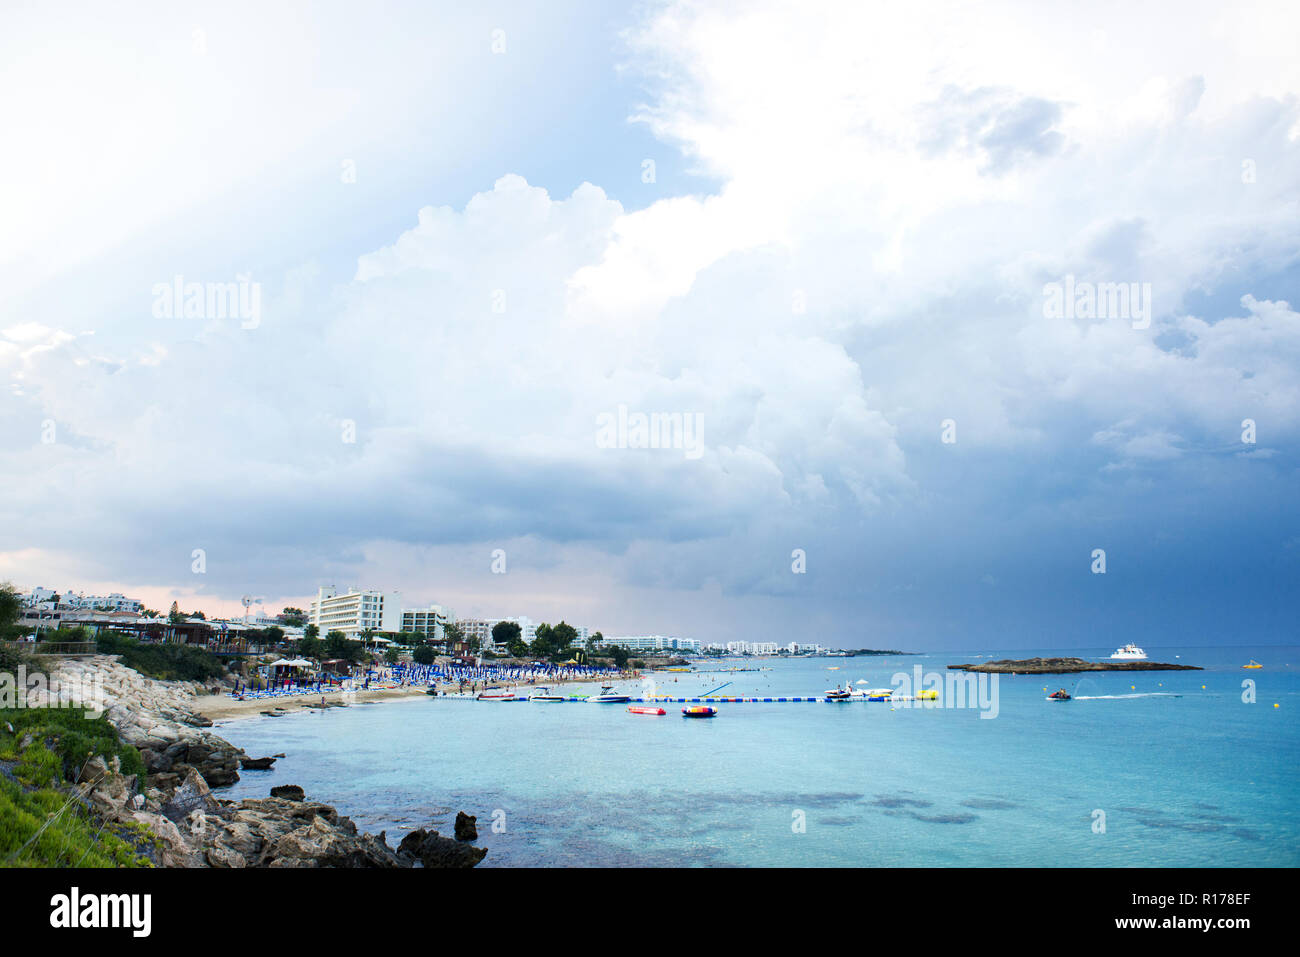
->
[304,623,320,640]
[443,622,465,649]
[280,607,306,627]
[264,625,285,644]
[413,644,436,665]
[492,620,521,650]
[551,621,578,652]
[0,582,23,639]
[168,601,181,624]
[384,647,400,665]
[324,631,364,663]
[530,623,554,658]
[607,645,630,669]
[298,636,324,659]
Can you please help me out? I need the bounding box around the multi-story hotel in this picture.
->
[309,586,402,637]
[400,604,454,641]
[601,635,701,653]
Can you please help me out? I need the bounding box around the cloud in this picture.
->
[3,0,1298,644]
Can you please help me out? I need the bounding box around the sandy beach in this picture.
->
[193,684,431,721]
[192,672,636,722]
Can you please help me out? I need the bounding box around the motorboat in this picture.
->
[476,690,516,701]
[682,706,717,718]
[1048,689,1072,700]
[529,687,565,702]
[1109,643,1147,660]
[589,685,631,703]
[1243,660,1263,670]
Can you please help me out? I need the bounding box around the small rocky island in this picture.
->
[948,656,1202,674]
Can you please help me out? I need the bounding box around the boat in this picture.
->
[627,705,666,715]
[682,706,717,718]
[529,688,565,702]
[589,685,631,703]
[864,688,894,701]
[1048,689,1071,700]
[476,690,515,701]
[1243,660,1263,670]
[1109,643,1147,660]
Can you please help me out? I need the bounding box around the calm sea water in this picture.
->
[215,646,1299,867]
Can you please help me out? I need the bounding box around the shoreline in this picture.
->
[194,672,629,722]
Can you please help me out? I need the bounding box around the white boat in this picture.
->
[529,687,565,702]
[476,689,516,700]
[1109,643,1147,660]
[589,685,630,703]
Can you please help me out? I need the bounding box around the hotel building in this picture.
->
[309,586,402,637]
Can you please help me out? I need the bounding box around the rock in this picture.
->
[240,756,276,770]
[397,828,487,868]
[453,811,478,842]
[270,784,305,801]
[161,768,226,825]
[264,816,405,868]
[79,754,111,784]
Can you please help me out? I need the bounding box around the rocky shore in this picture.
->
[32,656,486,868]
[947,656,1203,674]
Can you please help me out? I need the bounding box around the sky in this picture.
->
[1,0,1297,650]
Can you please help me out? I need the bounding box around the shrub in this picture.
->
[94,633,227,682]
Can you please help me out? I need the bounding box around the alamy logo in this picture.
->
[1043,274,1152,329]
[595,404,704,459]
[152,274,261,328]
[0,666,106,717]
[50,887,151,937]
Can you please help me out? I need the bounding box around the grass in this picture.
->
[0,706,153,867]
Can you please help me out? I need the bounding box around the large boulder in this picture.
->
[453,811,478,842]
[160,768,227,825]
[397,828,487,868]
[270,784,305,801]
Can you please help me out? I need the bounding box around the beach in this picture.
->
[193,684,431,721]
[193,670,631,721]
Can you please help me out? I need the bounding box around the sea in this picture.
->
[214,645,1299,867]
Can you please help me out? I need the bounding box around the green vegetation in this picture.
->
[529,621,580,662]
[94,633,227,682]
[280,607,307,627]
[0,707,151,867]
[0,582,33,642]
[298,632,365,663]
[412,645,436,665]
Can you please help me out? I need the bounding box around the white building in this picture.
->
[602,635,701,653]
[401,604,454,641]
[309,586,402,637]
[23,588,143,614]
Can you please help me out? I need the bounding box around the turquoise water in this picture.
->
[215,646,1300,867]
